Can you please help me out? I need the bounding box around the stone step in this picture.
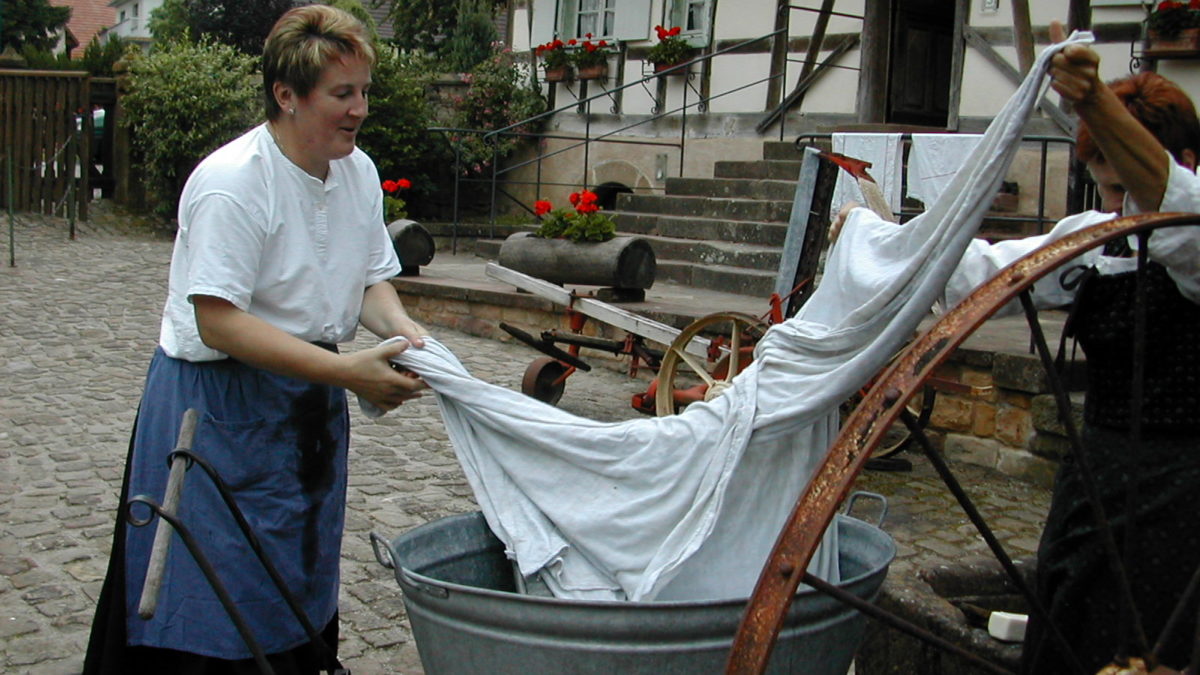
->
[763,139,832,161]
[665,176,798,201]
[616,193,792,223]
[611,212,789,246]
[638,234,781,271]
[656,260,777,297]
[714,159,805,181]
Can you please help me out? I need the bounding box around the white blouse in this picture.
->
[159,124,401,362]
[944,152,1200,314]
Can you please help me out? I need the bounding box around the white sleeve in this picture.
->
[943,210,1114,315]
[1125,157,1200,304]
[182,191,268,310]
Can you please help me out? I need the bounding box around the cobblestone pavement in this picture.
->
[0,209,1049,674]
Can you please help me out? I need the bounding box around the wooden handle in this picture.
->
[137,408,199,620]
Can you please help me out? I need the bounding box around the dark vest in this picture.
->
[1067,259,1200,432]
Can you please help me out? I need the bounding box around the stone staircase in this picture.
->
[471,138,1042,298]
[474,139,811,298]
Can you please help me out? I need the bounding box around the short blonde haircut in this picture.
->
[262,5,376,121]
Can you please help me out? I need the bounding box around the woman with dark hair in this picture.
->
[943,24,1200,675]
[83,6,427,673]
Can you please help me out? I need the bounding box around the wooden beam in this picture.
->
[766,0,790,109]
[485,263,710,358]
[947,0,969,130]
[756,35,859,134]
[856,0,890,124]
[1011,0,1035,76]
[963,27,1076,135]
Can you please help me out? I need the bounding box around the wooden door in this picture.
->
[887,0,953,126]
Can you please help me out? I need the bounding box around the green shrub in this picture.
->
[121,38,258,217]
[17,35,128,76]
[355,50,448,219]
[449,46,546,177]
[439,0,498,73]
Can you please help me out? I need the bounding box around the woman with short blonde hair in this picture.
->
[83,6,427,673]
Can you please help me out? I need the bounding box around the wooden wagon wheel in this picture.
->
[654,312,769,416]
[727,212,1200,675]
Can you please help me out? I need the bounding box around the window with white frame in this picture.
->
[571,0,616,39]
[133,3,139,17]
[533,0,648,45]
[668,0,711,44]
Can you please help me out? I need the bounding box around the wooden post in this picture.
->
[856,0,891,124]
[765,0,790,110]
[1011,0,1035,77]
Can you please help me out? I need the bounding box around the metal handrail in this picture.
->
[435,28,794,238]
[794,132,1079,235]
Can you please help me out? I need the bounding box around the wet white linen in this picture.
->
[365,32,1094,602]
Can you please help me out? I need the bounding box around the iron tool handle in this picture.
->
[137,408,199,619]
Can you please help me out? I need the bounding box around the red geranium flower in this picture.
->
[397,178,412,189]
[568,192,581,206]
[382,180,398,193]
[534,200,552,216]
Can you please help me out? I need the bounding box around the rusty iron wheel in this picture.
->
[521,356,569,405]
[727,213,1200,675]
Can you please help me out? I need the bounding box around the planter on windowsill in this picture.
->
[1145,28,1200,57]
[498,233,656,299]
[543,66,572,82]
[652,58,693,76]
[576,64,608,81]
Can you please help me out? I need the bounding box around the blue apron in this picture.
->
[123,347,349,659]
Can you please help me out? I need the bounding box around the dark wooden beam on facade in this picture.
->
[947,0,969,130]
[963,26,1075,135]
[855,0,890,124]
[1011,0,1035,76]
[766,0,790,109]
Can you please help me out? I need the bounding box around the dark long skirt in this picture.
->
[1021,425,1200,674]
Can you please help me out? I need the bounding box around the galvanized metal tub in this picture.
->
[373,511,895,674]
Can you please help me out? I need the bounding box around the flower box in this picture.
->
[544,66,572,82]
[576,64,608,81]
[1146,27,1200,56]
[653,60,690,76]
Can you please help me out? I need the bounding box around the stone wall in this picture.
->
[921,349,1086,489]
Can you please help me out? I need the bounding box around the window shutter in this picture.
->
[531,0,558,44]
[613,0,652,41]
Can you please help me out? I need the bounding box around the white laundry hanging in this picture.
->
[908,134,985,207]
[831,133,904,215]
[367,31,1094,603]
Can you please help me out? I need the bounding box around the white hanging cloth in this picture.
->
[831,133,904,215]
[367,32,1094,602]
[907,133,985,207]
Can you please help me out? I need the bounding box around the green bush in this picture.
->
[355,50,448,219]
[449,46,546,177]
[439,0,498,73]
[18,35,129,76]
[121,38,258,217]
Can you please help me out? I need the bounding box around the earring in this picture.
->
[288,107,296,115]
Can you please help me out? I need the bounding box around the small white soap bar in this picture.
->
[987,611,1028,642]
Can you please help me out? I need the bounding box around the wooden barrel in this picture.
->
[498,233,656,290]
[387,219,435,276]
